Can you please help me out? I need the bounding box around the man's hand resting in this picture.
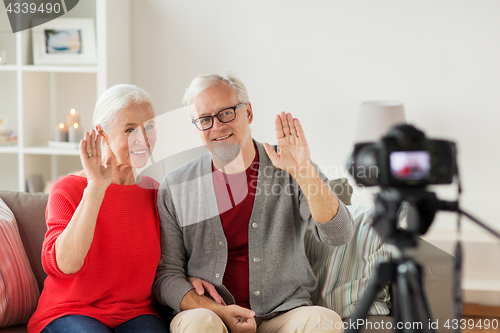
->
[220,305,256,333]
[179,287,256,333]
[179,281,256,333]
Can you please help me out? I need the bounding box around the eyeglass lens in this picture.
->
[198,108,236,130]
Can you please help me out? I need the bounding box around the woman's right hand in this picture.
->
[80,129,113,189]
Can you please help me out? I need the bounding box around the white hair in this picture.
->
[93,84,153,131]
[183,73,249,118]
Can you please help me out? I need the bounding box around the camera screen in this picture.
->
[390,151,431,181]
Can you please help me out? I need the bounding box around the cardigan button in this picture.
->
[253,291,260,296]
[215,274,220,278]
[219,241,223,246]
[252,223,258,228]
[253,257,260,262]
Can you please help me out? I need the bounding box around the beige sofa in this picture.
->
[0,189,454,333]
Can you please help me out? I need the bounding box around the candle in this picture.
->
[68,123,83,143]
[0,51,6,65]
[54,123,68,142]
[66,109,80,129]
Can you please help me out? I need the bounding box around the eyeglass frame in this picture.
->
[191,103,247,131]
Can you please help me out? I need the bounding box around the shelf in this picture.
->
[0,145,19,153]
[23,146,80,156]
[21,65,98,73]
[0,0,130,191]
[0,65,18,72]
[1,65,98,73]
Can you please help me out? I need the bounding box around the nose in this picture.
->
[211,116,226,130]
[132,126,149,147]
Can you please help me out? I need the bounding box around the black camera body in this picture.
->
[348,124,457,188]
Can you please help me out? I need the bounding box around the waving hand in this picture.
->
[80,129,113,189]
[263,112,312,179]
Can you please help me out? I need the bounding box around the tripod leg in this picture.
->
[391,284,403,333]
[399,259,438,333]
[345,262,397,333]
[409,262,439,333]
[397,263,418,332]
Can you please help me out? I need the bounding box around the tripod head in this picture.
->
[373,187,459,250]
[347,124,460,250]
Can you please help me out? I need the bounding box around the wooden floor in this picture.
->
[462,304,500,333]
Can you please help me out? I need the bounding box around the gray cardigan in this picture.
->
[153,141,354,317]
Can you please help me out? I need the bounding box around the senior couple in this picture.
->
[28,73,354,333]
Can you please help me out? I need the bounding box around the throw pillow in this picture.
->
[305,205,406,319]
[0,198,40,328]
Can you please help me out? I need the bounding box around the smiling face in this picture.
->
[191,82,254,164]
[102,103,156,169]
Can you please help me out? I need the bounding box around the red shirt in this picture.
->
[28,175,161,333]
[213,150,259,310]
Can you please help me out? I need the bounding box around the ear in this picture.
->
[246,102,253,124]
[96,125,107,144]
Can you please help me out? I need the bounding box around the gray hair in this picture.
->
[93,84,153,131]
[183,73,249,118]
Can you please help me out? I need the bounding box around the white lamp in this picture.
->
[354,101,407,143]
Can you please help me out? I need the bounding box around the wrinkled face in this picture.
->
[191,82,253,162]
[103,103,156,169]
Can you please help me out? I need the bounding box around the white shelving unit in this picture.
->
[0,0,130,191]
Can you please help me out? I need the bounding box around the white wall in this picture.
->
[131,0,500,233]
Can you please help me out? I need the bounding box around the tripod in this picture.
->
[345,188,441,333]
[344,235,437,333]
[345,188,500,333]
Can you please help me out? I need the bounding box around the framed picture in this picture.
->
[32,18,96,65]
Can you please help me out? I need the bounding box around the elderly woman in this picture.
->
[27,84,166,333]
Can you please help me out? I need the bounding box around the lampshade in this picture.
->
[354,101,407,143]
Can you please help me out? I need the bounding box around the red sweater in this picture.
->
[213,150,259,309]
[28,175,161,333]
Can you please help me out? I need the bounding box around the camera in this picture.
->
[348,124,458,187]
[345,124,500,333]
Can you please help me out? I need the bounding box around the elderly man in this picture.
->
[154,73,354,333]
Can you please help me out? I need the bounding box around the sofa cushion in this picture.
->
[305,205,406,319]
[0,198,40,328]
[0,191,48,292]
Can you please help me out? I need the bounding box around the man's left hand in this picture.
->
[264,112,312,179]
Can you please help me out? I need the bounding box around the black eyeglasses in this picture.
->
[191,103,246,131]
